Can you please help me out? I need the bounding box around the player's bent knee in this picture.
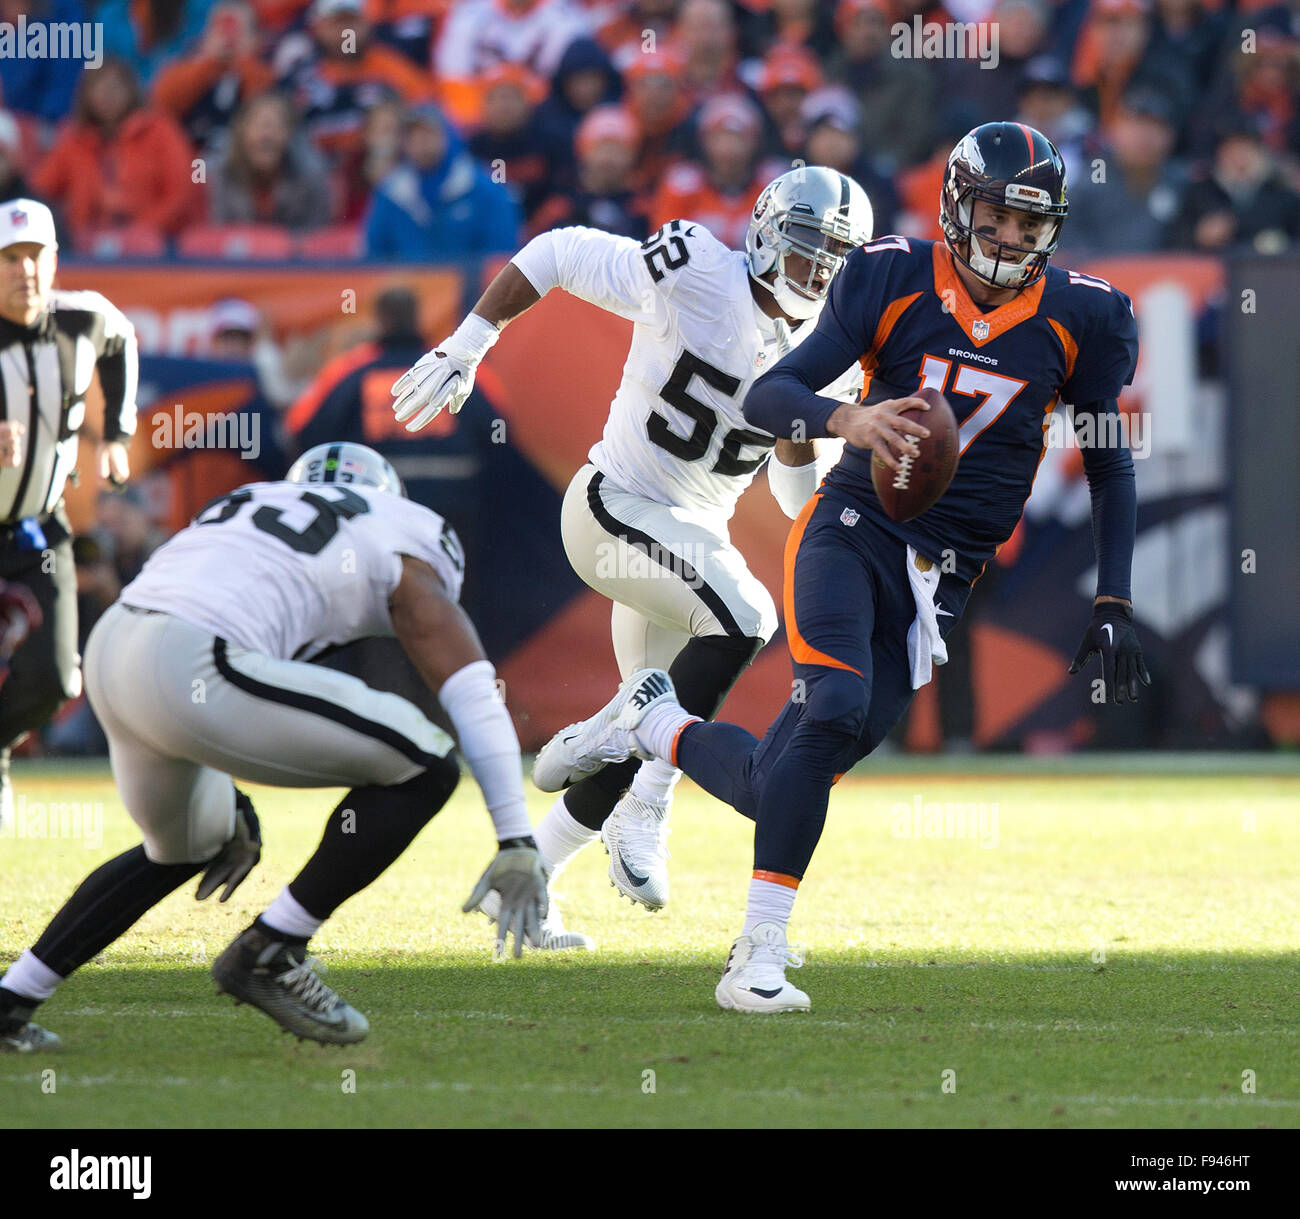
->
[802,668,869,736]
[722,590,777,647]
[389,751,461,819]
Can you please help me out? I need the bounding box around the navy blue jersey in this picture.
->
[745,236,1139,587]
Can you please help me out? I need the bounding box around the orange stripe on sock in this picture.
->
[752,869,800,890]
[669,717,701,766]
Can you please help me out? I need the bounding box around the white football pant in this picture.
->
[83,603,453,865]
[560,464,777,679]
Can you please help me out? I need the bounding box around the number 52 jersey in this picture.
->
[510,221,863,527]
[120,482,465,662]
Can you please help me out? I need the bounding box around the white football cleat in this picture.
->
[476,887,594,951]
[602,794,671,911]
[715,922,811,1013]
[532,669,676,792]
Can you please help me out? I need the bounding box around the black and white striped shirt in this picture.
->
[0,290,138,525]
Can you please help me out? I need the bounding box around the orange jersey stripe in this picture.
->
[870,291,923,359]
[1048,318,1078,384]
[784,493,863,675]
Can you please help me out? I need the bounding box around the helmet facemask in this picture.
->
[759,215,856,319]
[943,167,1065,290]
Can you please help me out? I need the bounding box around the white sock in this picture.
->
[629,758,682,806]
[634,701,701,765]
[1,950,64,1002]
[260,888,324,940]
[742,878,798,937]
[533,795,599,873]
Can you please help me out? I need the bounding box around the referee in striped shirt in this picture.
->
[0,199,138,827]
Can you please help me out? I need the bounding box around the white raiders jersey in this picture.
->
[120,482,464,662]
[512,222,863,526]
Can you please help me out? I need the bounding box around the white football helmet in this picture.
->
[746,165,874,320]
[286,442,403,497]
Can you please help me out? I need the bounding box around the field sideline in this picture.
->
[1,756,1296,1129]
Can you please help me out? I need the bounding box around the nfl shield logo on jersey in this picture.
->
[840,507,860,526]
[972,319,989,340]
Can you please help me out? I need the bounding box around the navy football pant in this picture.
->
[676,493,968,880]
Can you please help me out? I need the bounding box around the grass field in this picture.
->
[1,756,1297,1129]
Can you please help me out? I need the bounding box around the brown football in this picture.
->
[870,387,960,522]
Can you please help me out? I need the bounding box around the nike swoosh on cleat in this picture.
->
[746,987,783,999]
[615,847,649,886]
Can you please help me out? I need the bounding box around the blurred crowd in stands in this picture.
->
[2,0,1299,261]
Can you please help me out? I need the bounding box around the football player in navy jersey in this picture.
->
[536,122,1152,1012]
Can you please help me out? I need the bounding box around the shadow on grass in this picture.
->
[2,952,1294,1129]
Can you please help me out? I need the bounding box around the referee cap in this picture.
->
[0,198,57,250]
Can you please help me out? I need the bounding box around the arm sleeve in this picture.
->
[510,226,663,326]
[79,292,138,442]
[767,454,820,519]
[766,436,849,518]
[1073,399,1137,601]
[437,659,533,842]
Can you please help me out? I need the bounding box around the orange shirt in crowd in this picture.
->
[31,109,198,246]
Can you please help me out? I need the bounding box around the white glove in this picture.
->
[462,839,549,959]
[391,313,500,432]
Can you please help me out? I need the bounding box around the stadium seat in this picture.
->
[296,225,363,260]
[77,226,167,259]
[176,224,294,260]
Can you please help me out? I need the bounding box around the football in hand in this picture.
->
[870,387,959,522]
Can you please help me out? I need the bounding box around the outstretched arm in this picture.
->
[393,226,664,431]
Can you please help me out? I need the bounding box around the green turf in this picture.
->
[1,761,1296,1128]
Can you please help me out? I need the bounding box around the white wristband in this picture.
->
[442,312,500,366]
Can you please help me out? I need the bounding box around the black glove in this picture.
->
[1068,602,1151,705]
[197,790,262,902]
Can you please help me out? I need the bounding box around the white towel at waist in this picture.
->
[905,545,953,689]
